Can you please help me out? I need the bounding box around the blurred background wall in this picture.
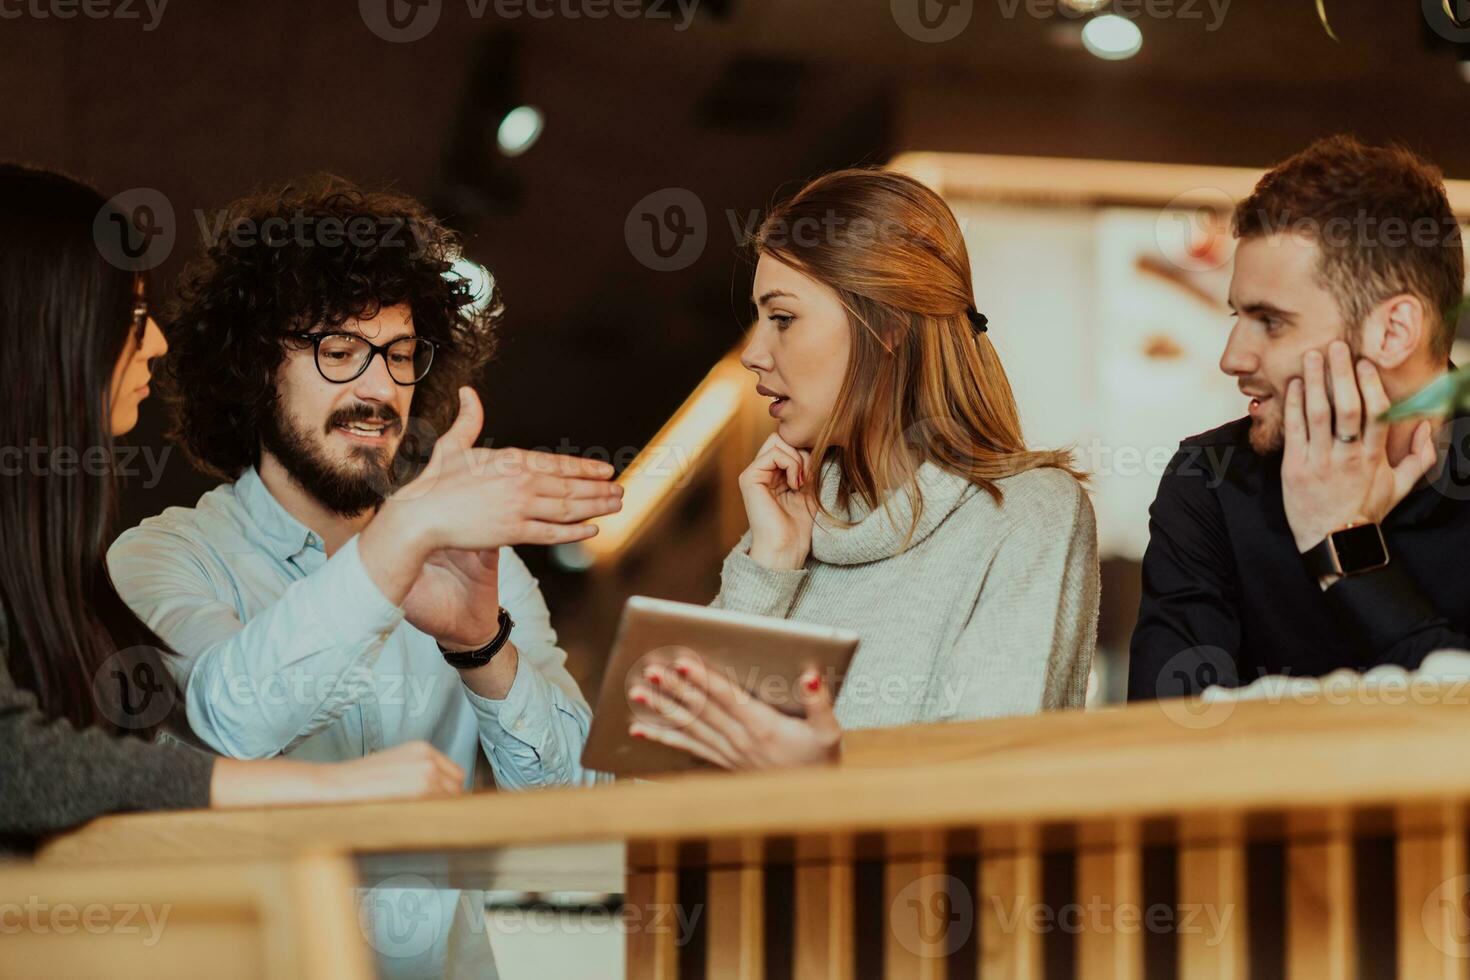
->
[6,0,1470,702]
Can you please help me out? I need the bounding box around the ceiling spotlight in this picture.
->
[449,256,497,313]
[496,105,544,157]
[1082,14,1142,60]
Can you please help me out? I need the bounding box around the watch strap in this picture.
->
[1303,535,1342,579]
[439,608,515,669]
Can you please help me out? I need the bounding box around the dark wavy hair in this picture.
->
[0,164,178,737]
[163,175,502,481]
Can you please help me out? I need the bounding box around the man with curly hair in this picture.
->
[107,179,623,972]
[1129,135,1470,702]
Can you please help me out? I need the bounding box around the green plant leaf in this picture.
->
[1381,364,1470,421]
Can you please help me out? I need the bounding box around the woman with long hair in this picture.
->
[628,168,1100,768]
[0,165,463,854]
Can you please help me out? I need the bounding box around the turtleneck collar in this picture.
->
[810,459,979,565]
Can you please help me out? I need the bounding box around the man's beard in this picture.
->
[1248,407,1284,455]
[260,399,404,517]
[1244,334,1361,456]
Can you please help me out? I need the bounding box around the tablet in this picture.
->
[579,596,861,777]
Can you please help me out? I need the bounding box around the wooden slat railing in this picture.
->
[32,695,1470,979]
[0,852,373,980]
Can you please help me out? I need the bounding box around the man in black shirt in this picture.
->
[1128,135,1470,701]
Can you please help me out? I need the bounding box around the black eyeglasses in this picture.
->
[290,331,437,386]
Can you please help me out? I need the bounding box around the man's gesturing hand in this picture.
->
[395,386,623,549]
[361,387,623,604]
[1281,342,1437,554]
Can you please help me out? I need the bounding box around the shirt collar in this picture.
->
[234,466,321,561]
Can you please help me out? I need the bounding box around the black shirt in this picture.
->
[1127,415,1470,701]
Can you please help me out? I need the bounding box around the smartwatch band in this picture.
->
[1302,523,1391,580]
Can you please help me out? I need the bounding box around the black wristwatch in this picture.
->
[438,608,515,669]
[1302,522,1391,580]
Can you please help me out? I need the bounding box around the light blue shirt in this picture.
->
[108,466,606,790]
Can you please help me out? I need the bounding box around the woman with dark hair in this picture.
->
[0,165,464,854]
[627,168,1101,769]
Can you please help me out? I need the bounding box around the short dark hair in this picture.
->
[1233,134,1465,359]
[163,175,501,480]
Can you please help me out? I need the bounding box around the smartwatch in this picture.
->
[439,608,515,669]
[1302,522,1391,580]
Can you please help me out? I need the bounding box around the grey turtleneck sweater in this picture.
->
[713,462,1099,730]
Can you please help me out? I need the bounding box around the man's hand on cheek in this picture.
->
[1280,341,1437,554]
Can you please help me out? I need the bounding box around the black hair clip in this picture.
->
[965,307,989,334]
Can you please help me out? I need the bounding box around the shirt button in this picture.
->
[513,719,527,732]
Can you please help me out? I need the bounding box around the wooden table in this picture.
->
[39,695,1470,979]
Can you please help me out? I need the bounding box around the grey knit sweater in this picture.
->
[713,461,1099,730]
[0,603,214,854]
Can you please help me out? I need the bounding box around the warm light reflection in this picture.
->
[888,152,1470,215]
[572,354,750,564]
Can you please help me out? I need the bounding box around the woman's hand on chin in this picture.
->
[626,657,842,771]
[741,433,816,570]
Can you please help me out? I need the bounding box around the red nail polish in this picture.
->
[631,729,645,739]
[648,673,661,687]
[674,664,690,678]
[805,675,821,693]
[632,693,648,705]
